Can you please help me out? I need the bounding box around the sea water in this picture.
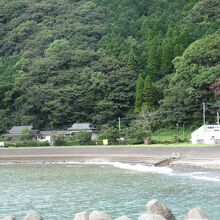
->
[0,162,220,219]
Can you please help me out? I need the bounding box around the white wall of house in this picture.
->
[0,142,4,147]
[37,136,52,144]
[191,125,220,144]
[91,132,98,141]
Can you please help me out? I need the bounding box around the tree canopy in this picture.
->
[0,0,219,132]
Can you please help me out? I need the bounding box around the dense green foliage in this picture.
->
[53,132,93,146]
[15,140,50,147]
[0,0,219,133]
[20,128,34,141]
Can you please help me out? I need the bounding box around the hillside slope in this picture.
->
[0,0,219,132]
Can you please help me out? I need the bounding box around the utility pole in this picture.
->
[217,112,220,125]
[176,123,179,143]
[118,117,121,131]
[203,102,206,125]
[182,124,185,140]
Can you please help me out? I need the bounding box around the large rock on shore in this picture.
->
[186,208,209,220]
[89,211,112,220]
[115,216,131,220]
[23,212,43,220]
[146,200,176,220]
[138,214,166,220]
[2,217,16,220]
[74,212,89,220]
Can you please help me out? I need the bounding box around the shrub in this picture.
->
[20,129,34,141]
[52,135,66,146]
[126,124,150,145]
[0,136,12,141]
[98,127,120,145]
[16,140,50,147]
[68,132,93,146]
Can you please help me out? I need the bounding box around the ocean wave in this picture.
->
[56,160,173,175]
[62,160,220,182]
[177,172,220,182]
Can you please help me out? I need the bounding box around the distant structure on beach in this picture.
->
[38,123,98,144]
[191,125,220,144]
[67,123,98,140]
[5,123,98,144]
[5,126,39,141]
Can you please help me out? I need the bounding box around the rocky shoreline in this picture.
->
[1,200,210,220]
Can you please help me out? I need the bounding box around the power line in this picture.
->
[107,102,219,125]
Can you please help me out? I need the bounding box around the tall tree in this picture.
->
[142,75,156,111]
[134,74,144,113]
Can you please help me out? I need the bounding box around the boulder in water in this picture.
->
[146,199,177,220]
[186,208,209,220]
[23,212,43,220]
[138,213,166,220]
[89,211,112,220]
[74,212,89,220]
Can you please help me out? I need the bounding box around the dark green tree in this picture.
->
[142,75,156,111]
[134,74,144,113]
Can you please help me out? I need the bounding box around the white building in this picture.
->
[191,125,220,144]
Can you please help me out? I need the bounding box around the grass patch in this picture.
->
[151,128,191,144]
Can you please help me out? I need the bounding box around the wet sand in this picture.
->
[1,146,220,171]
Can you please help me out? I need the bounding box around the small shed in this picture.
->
[191,125,220,144]
[67,123,98,140]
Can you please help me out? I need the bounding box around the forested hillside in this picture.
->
[0,0,219,132]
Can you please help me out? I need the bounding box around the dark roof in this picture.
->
[68,123,96,131]
[7,126,34,133]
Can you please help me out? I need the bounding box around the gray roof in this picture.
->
[7,126,34,133]
[68,123,95,131]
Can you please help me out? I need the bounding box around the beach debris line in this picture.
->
[0,200,210,220]
[154,153,181,167]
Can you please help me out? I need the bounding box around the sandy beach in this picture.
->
[1,146,220,171]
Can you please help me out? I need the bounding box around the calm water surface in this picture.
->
[0,164,220,219]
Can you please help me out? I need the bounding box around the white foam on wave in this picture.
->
[184,173,220,182]
[174,172,220,182]
[62,160,220,182]
[106,161,173,175]
[58,160,173,175]
[3,160,219,182]
[190,175,220,182]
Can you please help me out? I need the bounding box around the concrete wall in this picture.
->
[191,125,220,144]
